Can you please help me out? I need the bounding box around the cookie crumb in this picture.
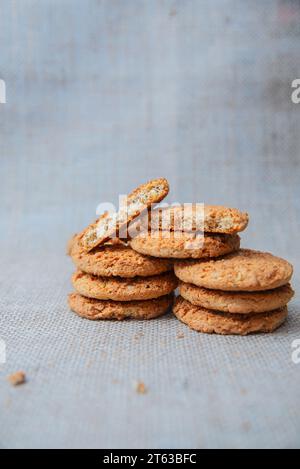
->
[7,371,26,386]
[135,381,147,394]
[241,421,251,432]
[177,332,185,339]
[133,331,144,341]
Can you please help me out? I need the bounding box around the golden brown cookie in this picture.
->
[175,249,293,291]
[82,178,169,251]
[69,234,173,277]
[173,296,287,335]
[140,204,249,234]
[130,231,240,259]
[179,281,294,314]
[72,270,178,301]
[68,292,174,320]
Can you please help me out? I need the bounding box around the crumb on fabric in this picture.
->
[135,381,147,394]
[7,371,26,386]
[241,421,251,432]
[177,332,185,339]
[133,331,144,341]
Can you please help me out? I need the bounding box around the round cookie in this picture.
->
[69,292,174,320]
[179,282,294,314]
[173,296,287,335]
[72,270,178,301]
[130,232,240,259]
[69,234,173,277]
[175,249,293,291]
[140,204,249,234]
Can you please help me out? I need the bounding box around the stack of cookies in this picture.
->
[68,178,178,321]
[129,204,294,335]
[174,250,294,335]
[67,178,294,335]
[68,235,177,320]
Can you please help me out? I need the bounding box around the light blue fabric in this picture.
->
[0,0,299,449]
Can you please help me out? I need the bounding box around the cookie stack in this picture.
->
[130,204,294,335]
[68,234,177,320]
[67,179,294,334]
[68,178,179,321]
[174,250,294,335]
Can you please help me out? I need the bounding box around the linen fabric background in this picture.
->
[0,0,299,448]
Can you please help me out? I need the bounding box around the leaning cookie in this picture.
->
[179,282,294,314]
[82,178,169,251]
[69,292,174,320]
[173,296,287,335]
[175,249,293,291]
[140,204,249,234]
[69,234,173,277]
[72,270,178,301]
[130,231,240,259]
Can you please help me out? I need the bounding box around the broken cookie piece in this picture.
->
[135,381,147,394]
[81,178,169,252]
[7,371,26,386]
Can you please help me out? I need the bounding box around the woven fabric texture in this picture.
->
[0,0,299,448]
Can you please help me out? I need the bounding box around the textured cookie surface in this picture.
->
[82,178,169,251]
[141,204,249,234]
[175,249,293,291]
[173,296,287,335]
[69,293,174,320]
[130,231,240,259]
[72,270,178,301]
[179,281,294,314]
[69,234,172,277]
